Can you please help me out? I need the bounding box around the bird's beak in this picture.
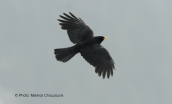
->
[104,37,108,39]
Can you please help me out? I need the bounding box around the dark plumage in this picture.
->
[54,12,115,79]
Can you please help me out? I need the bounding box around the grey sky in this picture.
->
[0,0,172,104]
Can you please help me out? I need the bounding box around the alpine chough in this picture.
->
[54,12,115,79]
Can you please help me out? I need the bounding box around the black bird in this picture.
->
[54,12,115,79]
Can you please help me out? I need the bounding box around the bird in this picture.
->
[54,12,115,79]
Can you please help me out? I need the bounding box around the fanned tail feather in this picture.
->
[54,46,78,62]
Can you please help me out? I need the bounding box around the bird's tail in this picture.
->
[54,46,78,62]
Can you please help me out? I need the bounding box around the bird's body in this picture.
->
[76,36,105,48]
[54,12,115,79]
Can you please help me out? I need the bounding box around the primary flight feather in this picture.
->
[54,12,115,79]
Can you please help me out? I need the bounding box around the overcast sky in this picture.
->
[0,0,172,104]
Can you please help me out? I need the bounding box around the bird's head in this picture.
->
[95,36,108,44]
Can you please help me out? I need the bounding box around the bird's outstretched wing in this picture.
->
[80,44,115,79]
[58,12,94,44]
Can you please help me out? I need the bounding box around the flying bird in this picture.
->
[54,12,115,79]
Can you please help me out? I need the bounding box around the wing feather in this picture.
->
[58,12,93,44]
[80,44,115,79]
